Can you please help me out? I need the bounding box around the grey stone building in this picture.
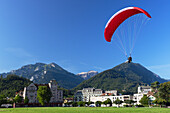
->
[23,80,63,104]
[23,83,38,103]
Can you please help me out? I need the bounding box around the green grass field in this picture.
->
[0,107,169,113]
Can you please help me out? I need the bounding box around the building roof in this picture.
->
[95,89,102,91]
[65,98,73,100]
[147,91,154,96]
[101,93,113,96]
[76,90,82,92]
[140,85,151,89]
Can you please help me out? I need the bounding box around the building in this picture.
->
[23,83,38,103]
[74,90,83,102]
[23,80,63,105]
[63,98,74,106]
[91,95,132,103]
[90,94,132,107]
[147,91,156,105]
[82,88,103,102]
[74,85,155,106]
[133,93,143,105]
[74,88,121,103]
[64,98,73,103]
[133,85,152,105]
[138,85,151,94]
[104,90,117,96]
[74,88,103,102]
[48,80,63,103]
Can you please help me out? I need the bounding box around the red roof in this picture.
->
[101,93,113,96]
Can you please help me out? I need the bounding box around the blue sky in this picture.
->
[0,0,169,79]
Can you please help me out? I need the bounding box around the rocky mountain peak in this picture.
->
[1,62,83,89]
[77,70,98,80]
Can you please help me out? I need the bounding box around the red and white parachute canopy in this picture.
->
[104,7,151,42]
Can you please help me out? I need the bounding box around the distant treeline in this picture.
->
[0,75,32,97]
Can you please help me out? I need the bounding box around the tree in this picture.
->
[152,98,166,107]
[77,101,85,107]
[67,102,73,106]
[86,101,93,106]
[14,94,23,103]
[151,81,160,92]
[95,101,102,107]
[106,98,112,107]
[139,95,149,106]
[72,102,78,107]
[0,95,7,106]
[103,100,108,107]
[37,86,52,106]
[124,100,135,106]
[113,99,123,107]
[102,98,112,107]
[0,75,31,97]
[0,75,2,80]
[158,81,170,106]
[46,87,52,103]
[24,96,29,104]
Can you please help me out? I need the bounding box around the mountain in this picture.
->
[1,63,84,89]
[0,75,32,97]
[74,62,168,93]
[77,71,98,80]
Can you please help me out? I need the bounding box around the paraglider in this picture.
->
[104,7,151,63]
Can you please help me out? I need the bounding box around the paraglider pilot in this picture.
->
[128,56,132,63]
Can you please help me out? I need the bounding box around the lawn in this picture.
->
[0,107,169,113]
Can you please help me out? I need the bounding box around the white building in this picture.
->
[74,85,154,106]
[74,88,103,102]
[133,93,143,105]
[90,95,132,107]
[133,85,152,105]
[138,85,151,94]
[23,80,63,104]
[91,95,132,103]
[105,90,117,96]
[82,88,103,102]
[147,91,156,105]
